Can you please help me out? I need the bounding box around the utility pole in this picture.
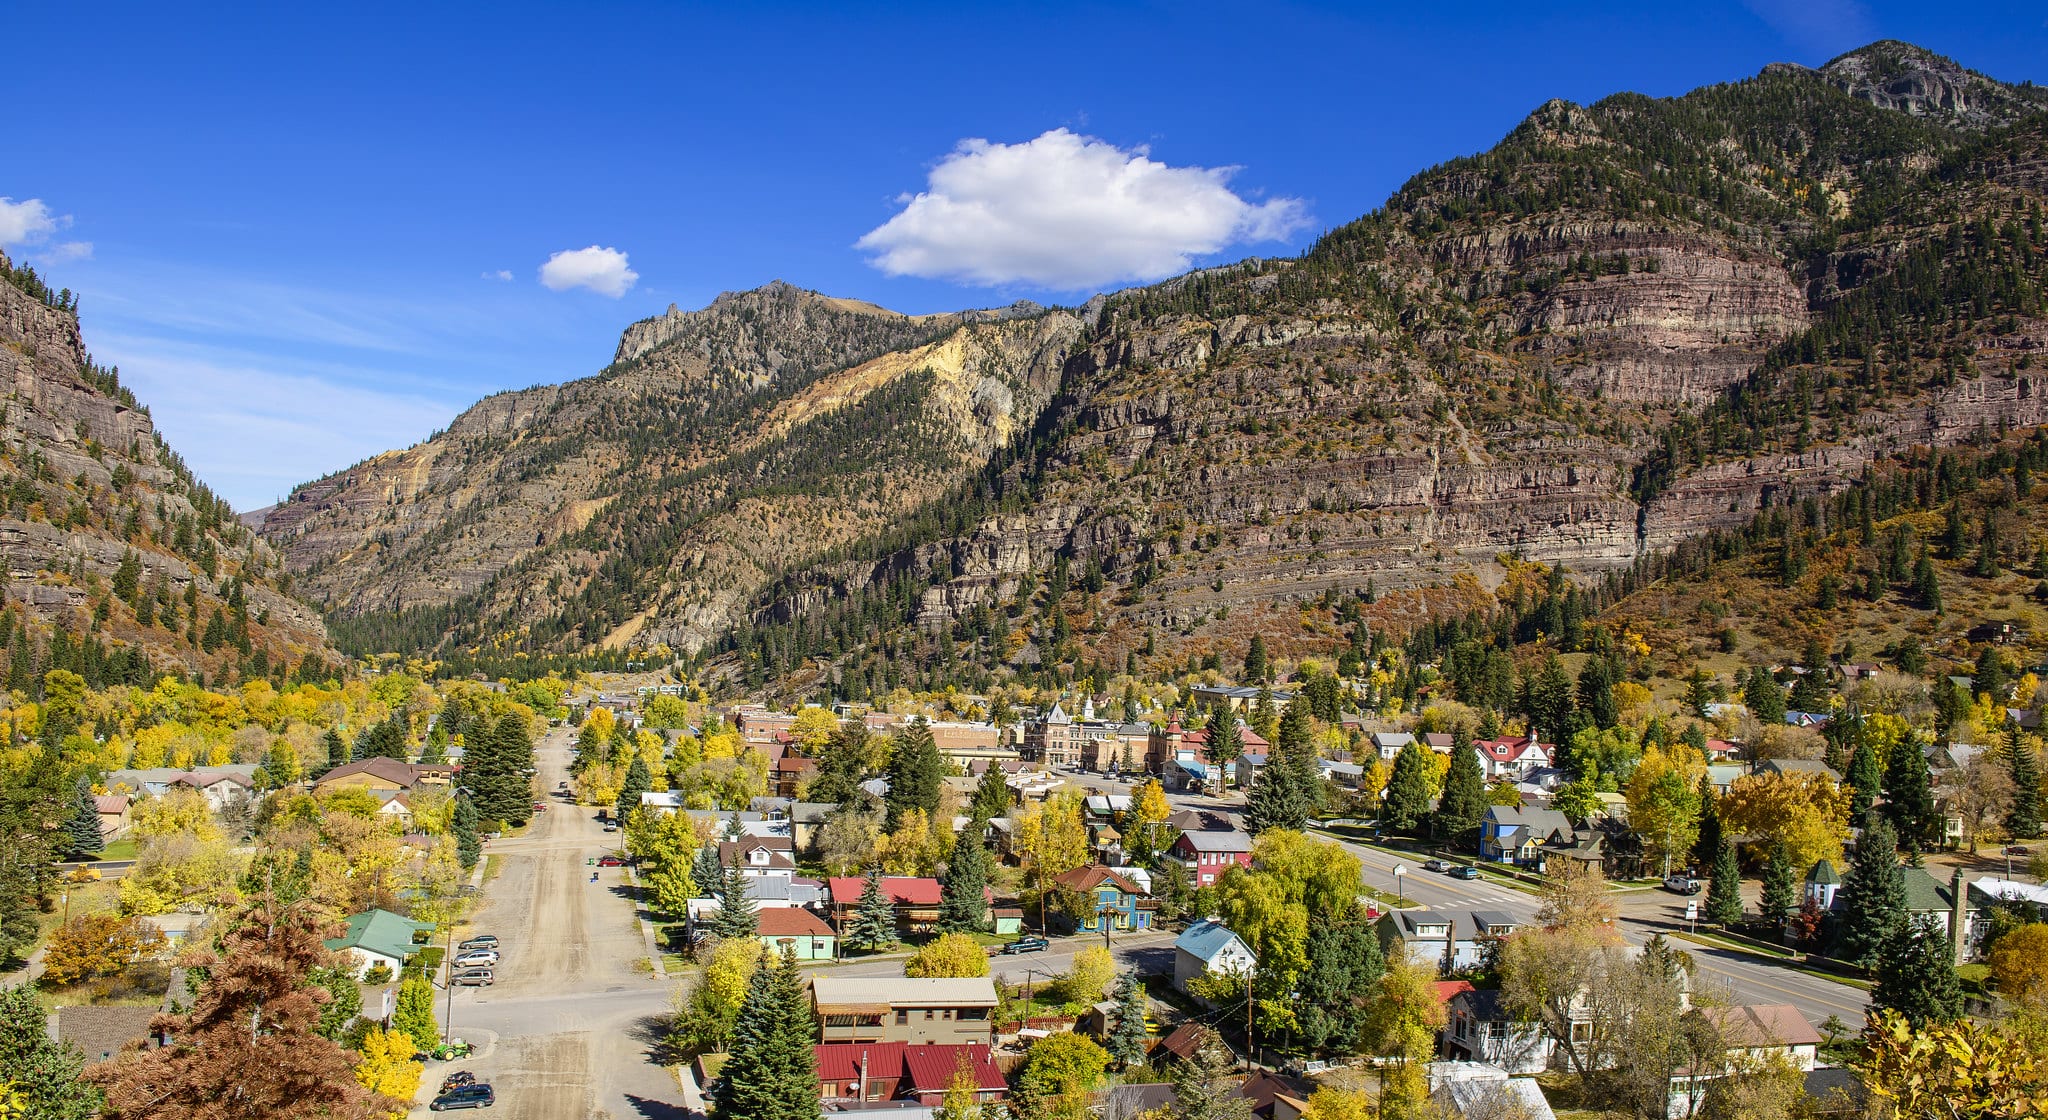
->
[442,923,457,1045]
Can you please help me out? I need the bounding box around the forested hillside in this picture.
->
[0,252,332,690]
[270,42,2048,702]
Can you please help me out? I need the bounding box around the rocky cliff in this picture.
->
[267,41,2048,688]
[0,253,328,681]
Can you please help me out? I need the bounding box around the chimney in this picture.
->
[1951,868,1970,966]
[1443,914,1458,976]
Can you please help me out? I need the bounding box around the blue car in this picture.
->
[431,1084,495,1111]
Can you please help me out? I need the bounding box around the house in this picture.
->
[1968,620,2021,645]
[1668,1004,1820,1118]
[373,793,415,830]
[1705,764,1746,795]
[773,755,817,799]
[313,758,434,794]
[1756,758,1840,784]
[52,1006,167,1065]
[1478,805,1574,865]
[1472,735,1555,780]
[1422,732,1456,754]
[93,794,132,840]
[1233,751,1268,789]
[1319,759,1365,789]
[811,976,999,1045]
[1188,684,1296,714]
[721,836,799,880]
[106,767,260,813]
[1173,919,1255,995]
[813,1042,1005,1105]
[1171,828,1253,887]
[1370,731,1417,761]
[1428,1066,1556,1120]
[825,876,960,935]
[322,908,434,978]
[790,802,835,850]
[1440,987,1556,1074]
[1237,1070,1313,1120]
[1895,867,1996,960]
[755,906,838,961]
[1377,909,1521,973]
[1050,865,1154,932]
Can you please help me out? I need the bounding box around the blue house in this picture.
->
[1052,865,1155,932]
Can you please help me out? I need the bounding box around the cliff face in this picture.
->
[0,254,327,677]
[271,41,2048,679]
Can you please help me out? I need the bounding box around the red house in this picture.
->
[824,876,989,935]
[813,1042,1006,1104]
[1170,829,1253,887]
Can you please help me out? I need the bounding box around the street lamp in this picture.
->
[1393,864,1407,908]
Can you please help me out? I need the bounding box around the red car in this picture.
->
[597,856,625,867]
[531,802,547,812]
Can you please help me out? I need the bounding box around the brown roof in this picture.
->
[94,794,130,814]
[315,757,421,788]
[756,908,836,938]
[1052,865,1147,896]
[1704,1004,1822,1050]
[54,1006,161,1063]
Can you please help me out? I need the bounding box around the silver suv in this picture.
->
[450,967,494,987]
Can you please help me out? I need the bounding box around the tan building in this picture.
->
[313,758,448,794]
[811,976,999,1045]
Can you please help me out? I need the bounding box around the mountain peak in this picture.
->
[1813,39,2048,128]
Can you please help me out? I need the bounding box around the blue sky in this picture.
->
[5,0,2045,511]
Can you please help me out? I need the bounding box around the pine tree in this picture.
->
[467,714,534,826]
[63,776,103,860]
[1243,635,1269,684]
[1847,741,1883,821]
[717,948,821,1120]
[846,868,898,952]
[969,764,1009,824]
[1380,741,1435,834]
[1106,971,1149,1070]
[1576,660,1617,729]
[1204,711,1244,788]
[937,834,990,933]
[2006,726,2041,840]
[453,791,481,871]
[1759,841,1798,932]
[616,755,652,825]
[1705,829,1743,926]
[691,844,725,897]
[1430,738,1485,843]
[1912,548,1943,611]
[1295,917,1384,1056]
[1872,917,1964,1029]
[0,978,102,1120]
[1246,711,1309,837]
[1692,782,1723,872]
[318,727,346,778]
[884,718,943,831]
[1883,737,1939,858]
[713,862,757,941]
[1835,816,1906,967]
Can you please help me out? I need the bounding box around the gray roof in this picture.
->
[1434,1077,1555,1120]
[810,976,997,1006]
[1484,805,1572,834]
[1175,919,1249,964]
[1178,829,1253,853]
[54,1006,160,1063]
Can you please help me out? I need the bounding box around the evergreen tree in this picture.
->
[63,776,103,860]
[2006,725,2041,840]
[1834,816,1906,967]
[1295,916,1384,1056]
[1525,655,1575,745]
[1692,780,1723,871]
[1912,547,1943,611]
[1243,635,1269,684]
[969,764,1009,824]
[1872,917,1964,1029]
[1847,741,1883,821]
[691,844,725,897]
[1759,841,1798,933]
[884,718,943,831]
[468,714,534,825]
[453,790,481,871]
[616,755,652,825]
[1204,711,1244,788]
[1743,668,1787,725]
[713,862,757,941]
[1245,703,1315,837]
[937,834,991,933]
[1106,971,1149,1070]
[1882,737,1939,858]
[1380,741,1435,834]
[845,868,898,952]
[318,727,346,778]
[0,981,102,1120]
[1576,660,1617,729]
[1705,829,1742,926]
[716,948,820,1120]
[1431,734,1487,843]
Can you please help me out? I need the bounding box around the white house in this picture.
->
[1173,919,1255,996]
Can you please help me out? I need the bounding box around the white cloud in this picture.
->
[857,128,1310,290]
[538,245,638,297]
[0,197,63,246]
[39,241,92,263]
[484,269,514,281]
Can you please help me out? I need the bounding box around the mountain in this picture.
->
[264,41,2048,693]
[0,253,330,687]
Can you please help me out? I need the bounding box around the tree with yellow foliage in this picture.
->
[878,808,942,876]
[1717,770,1851,871]
[120,789,241,915]
[352,1027,422,1116]
[1297,1086,1372,1120]
[1016,790,1089,928]
[1625,744,1705,877]
[904,932,989,979]
[790,708,840,755]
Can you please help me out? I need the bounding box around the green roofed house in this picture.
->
[325,909,435,979]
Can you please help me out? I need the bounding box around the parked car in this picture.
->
[597,856,625,867]
[1663,874,1703,895]
[450,967,495,987]
[441,1072,477,1093]
[430,1084,495,1111]
[1421,859,1453,873]
[1449,865,1481,880]
[531,802,547,813]
[453,949,500,967]
[603,822,619,833]
[1000,936,1050,954]
[459,934,499,951]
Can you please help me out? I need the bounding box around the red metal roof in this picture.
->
[826,876,943,906]
[814,1042,1003,1094]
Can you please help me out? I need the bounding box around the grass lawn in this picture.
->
[98,839,138,861]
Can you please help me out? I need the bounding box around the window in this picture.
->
[896,1010,909,1025]
[957,1008,988,1021]
[925,1009,935,1020]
